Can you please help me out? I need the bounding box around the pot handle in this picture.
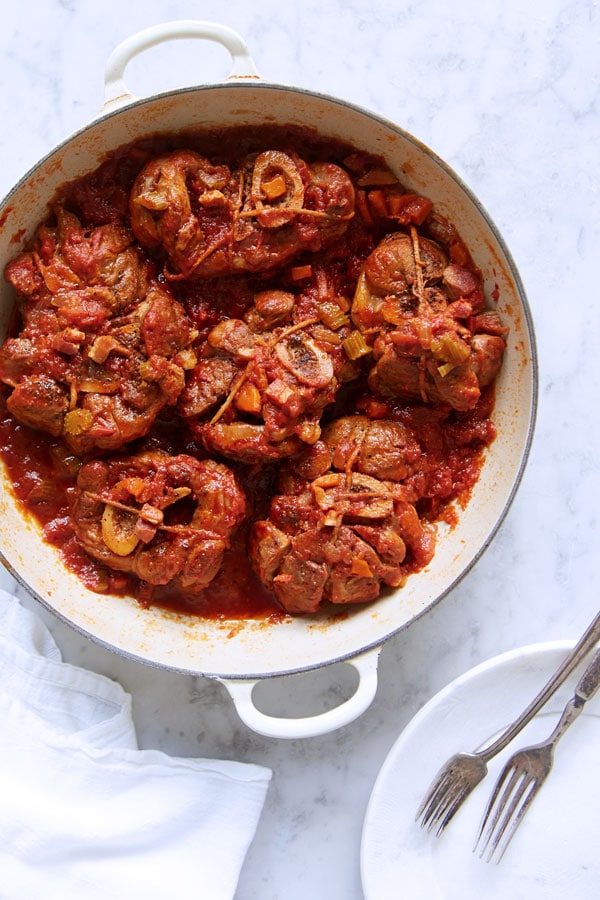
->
[217,647,381,739]
[103,20,260,113]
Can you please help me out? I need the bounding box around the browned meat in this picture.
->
[0,337,36,385]
[250,469,435,614]
[178,357,238,418]
[362,232,448,296]
[244,290,296,332]
[318,415,422,482]
[180,278,358,463]
[5,374,68,436]
[249,403,439,613]
[72,451,246,592]
[129,149,355,279]
[0,208,196,451]
[200,422,303,463]
[351,228,507,411]
[470,333,507,386]
[442,263,481,299]
[371,333,484,408]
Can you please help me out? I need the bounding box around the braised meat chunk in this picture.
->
[130,149,355,279]
[351,229,507,411]
[0,208,196,452]
[249,413,435,613]
[179,275,360,463]
[250,467,435,614]
[319,415,422,482]
[72,451,246,592]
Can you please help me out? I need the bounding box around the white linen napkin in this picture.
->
[0,589,272,900]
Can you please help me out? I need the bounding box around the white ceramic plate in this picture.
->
[361,641,600,900]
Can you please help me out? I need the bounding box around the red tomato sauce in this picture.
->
[0,391,284,618]
[0,126,501,619]
[0,385,493,618]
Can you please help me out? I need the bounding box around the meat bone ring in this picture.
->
[416,608,600,836]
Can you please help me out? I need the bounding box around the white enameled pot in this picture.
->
[0,21,537,738]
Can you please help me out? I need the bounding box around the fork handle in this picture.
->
[479,610,600,762]
[540,646,600,747]
[573,646,600,702]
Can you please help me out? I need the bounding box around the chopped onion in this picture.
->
[77,379,120,394]
[88,335,126,364]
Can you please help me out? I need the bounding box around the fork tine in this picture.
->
[418,775,472,835]
[417,783,452,831]
[475,765,522,854]
[476,766,537,862]
[416,765,463,830]
[415,769,451,824]
[421,794,462,835]
[433,784,472,835]
[417,753,487,835]
[489,779,541,862]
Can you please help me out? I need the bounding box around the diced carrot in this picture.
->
[387,193,433,225]
[261,174,287,200]
[360,398,390,419]
[351,558,374,578]
[449,241,470,266]
[367,189,389,218]
[235,381,262,415]
[356,189,375,226]
[290,264,313,281]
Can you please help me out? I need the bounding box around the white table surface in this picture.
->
[1,1,599,897]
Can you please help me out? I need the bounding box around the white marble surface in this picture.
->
[1,1,599,897]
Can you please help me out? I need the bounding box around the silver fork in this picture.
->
[475,645,600,862]
[416,609,600,836]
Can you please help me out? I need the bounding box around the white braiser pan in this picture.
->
[0,21,537,738]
